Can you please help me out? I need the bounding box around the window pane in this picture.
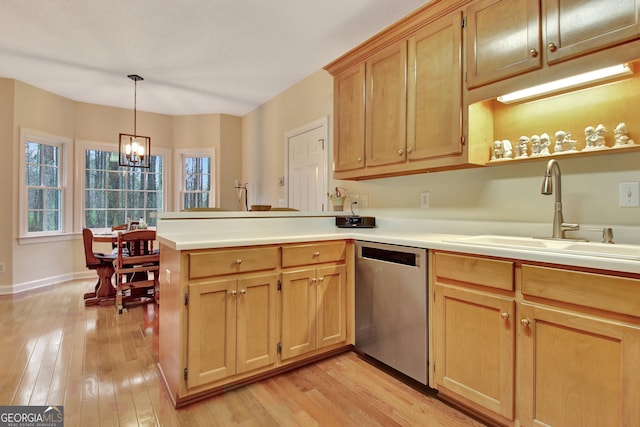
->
[26,164,41,186]
[45,210,60,231]
[29,188,44,209]
[43,165,59,187]
[45,189,60,209]
[107,171,124,189]
[85,190,105,209]
[127,173,144,191]
[107,190,124,208]
[25,141,40,164]
[107,210,126,227]
[146,191,160,209]
[86,169,106,189]
[85,209,105,229]
[28,211,43,232]
[127,191,144,207]
[42,145,58,165]
[201,174,210,191]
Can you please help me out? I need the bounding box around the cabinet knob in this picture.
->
[407,146,414,153]
[240,289,246,295]
[547,42,558,52]
[318,277,324,282]
[313,251,320,257]
[397,148,405,155]
[529,48,538,58]
[521,318,531,327]
[310,278,317,283]
[235,258,242,264]
[500,312,510,320]
[357,156,363,162]
[231,290,237,296]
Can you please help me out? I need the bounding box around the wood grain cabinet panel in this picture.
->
[188,246,278,279]
[186,273,278,389]
[365,41,407,167]
[333,64,366,172]
[407,11,463,160]
[518,302,640,426]
[466,0,640,88]
[282,240,346,268]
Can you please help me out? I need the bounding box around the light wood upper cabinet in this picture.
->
[466,0,541,88]
[407,11,464,160]
[544,0,640,64]
[365,41,407,167]
[333,64,365,172]
[466,0,640,88]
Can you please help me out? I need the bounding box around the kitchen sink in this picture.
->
[446,235,640,261]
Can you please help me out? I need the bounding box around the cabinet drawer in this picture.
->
[282,241,346,268]
[521,264,640,317]
[189,246,279,279]
[434,252,514,291]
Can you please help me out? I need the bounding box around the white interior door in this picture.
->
[287,120,328,211]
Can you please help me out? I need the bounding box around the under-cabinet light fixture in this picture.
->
[497,63,633,104]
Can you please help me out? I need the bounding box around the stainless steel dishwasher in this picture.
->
[355,241,428,384]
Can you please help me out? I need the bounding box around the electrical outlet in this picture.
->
[352,194,359,205]
[277,176,285,186]
[619,182,640,207]
[420,191,430,208]
[360,194,369,208]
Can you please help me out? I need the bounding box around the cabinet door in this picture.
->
[434,284,515,420]
[187,278,237,388]
[316,264,347,349]
[365,41,407,167]
[466,0,541,88]
[407,11,463,160]
[236,273,278,374]
[518,303,640,426]
[281,268,316,360]
[544,0,640,64]
[334,64,366,172]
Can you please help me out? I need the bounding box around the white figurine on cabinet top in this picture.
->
[515,136,529,158]
[594,124,607,148]
[491,139,513,161]
[539,133,551,155]
[530,135,541,156]
[553,130,577,153]
[583,126,597,150]
[614,122,635,147]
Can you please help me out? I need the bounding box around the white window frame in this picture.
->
[174,148,216,211]
[74,139,171,231]
[19,127,73,243]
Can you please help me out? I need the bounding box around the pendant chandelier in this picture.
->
[119,74,151,168]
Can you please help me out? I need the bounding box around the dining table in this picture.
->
[84,228,156,306]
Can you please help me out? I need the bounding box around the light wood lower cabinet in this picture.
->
[158,240,353,407]
[281,264,347,360]
[432,251,640,426]
[432,252,515,423]
[186,273,278,388]
[518,302,640,427]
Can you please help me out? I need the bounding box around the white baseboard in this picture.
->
[0,271,96,296]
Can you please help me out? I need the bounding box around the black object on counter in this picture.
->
[335,216,376,228]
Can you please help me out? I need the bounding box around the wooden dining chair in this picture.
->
[82,228,117,306]
[114,229,159,314]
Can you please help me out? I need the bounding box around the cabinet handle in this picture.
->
[547,42,558,52]
[529,48,538,58]
[500,312,510,320]
[235,258,242,265]
[521,318,531,327]
[240,289,246,295]
[397,148,405,155]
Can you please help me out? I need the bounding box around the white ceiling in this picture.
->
[0,0,431,116]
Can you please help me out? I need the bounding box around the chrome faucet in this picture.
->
[541,159,580,239]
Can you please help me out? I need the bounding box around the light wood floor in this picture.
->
[0,279,487,426]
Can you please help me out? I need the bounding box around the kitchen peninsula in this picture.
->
[156,212,640,425]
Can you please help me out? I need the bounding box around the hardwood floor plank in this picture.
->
[0,279,486,426]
